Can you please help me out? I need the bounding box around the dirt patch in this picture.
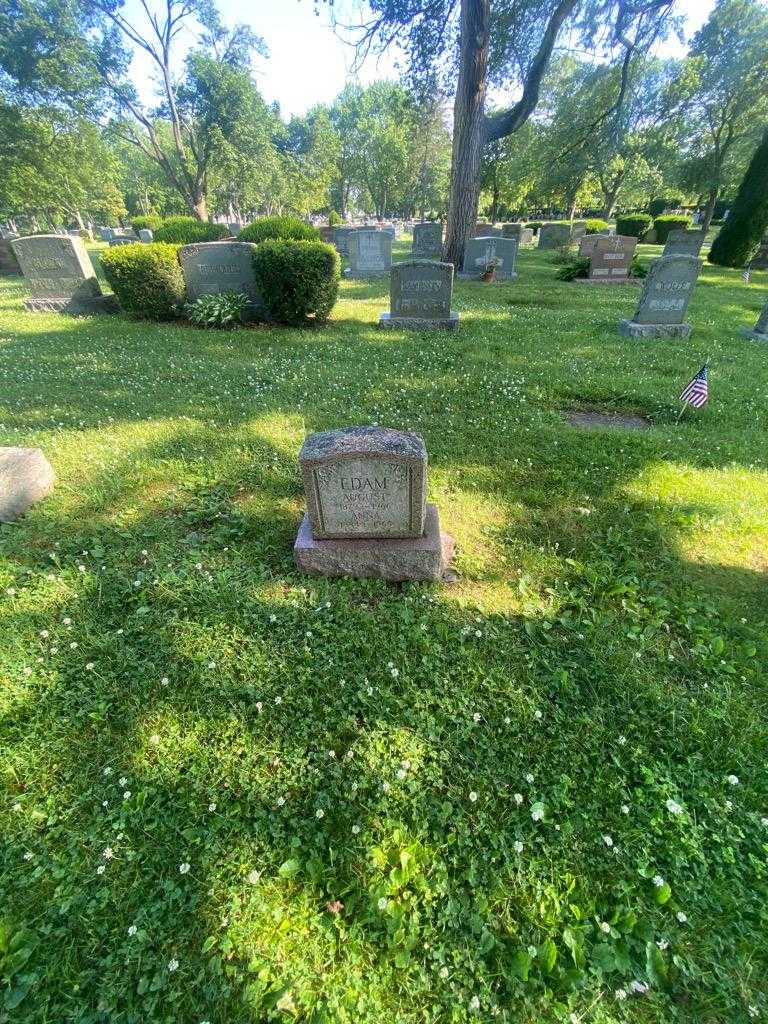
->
[566,410,651,431]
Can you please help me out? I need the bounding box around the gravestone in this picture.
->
[179,240,263,318]
[412,222,443,259]
[379,225,396,241]
[538,223,572,250]
[571,221,588,240]
[138,229,154,243]
[379,260,458,330]
[578,235,637,283]
[460,236,518,280]
[739,300,768,342]
[749,237,768,271]
[11,235,117,313]
[346,228,392,277]
[109,237,135,247]
[228,222,241,236]
[619,254,700,338]
[502,223,533,245]
[294,426,454,581]
[98,227,114,242]
[0,239,21,275]
[663,229,706,257]
[334,226,355,255]
[319,226,336,245]
[474,222,502,236]
[0,447,55,522]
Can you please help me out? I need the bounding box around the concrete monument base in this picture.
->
[576,277,639,285]
[0,447,55,522]
[457,272,517,281]
[24,295,119,314]
[294,504,455,582]
[619,319,692,339]
[739,327,768,343]
[378,312,459,331]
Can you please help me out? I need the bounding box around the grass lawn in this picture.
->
[1,237,767,1024]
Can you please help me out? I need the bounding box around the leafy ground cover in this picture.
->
[1,238,767,1024]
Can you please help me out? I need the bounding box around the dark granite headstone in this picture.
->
[460,236,518,279]
[379,260,458,330]
[411,222,443,259]
[619,254,700,338]
[11,235,117,313]
[179,240,263,318]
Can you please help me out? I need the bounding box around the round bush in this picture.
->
[654,214,693,244]
[585,218,610,234]
[131,214,163,234]
[615,213,653,239]
[252,240,340,324]
[154,217,229,244]
[101,242,185,321]
[238,216,320,245]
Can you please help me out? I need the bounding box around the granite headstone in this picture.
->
[346,228,392,277]
[411,222,443,259]
[379,260,458,330]
[619,254,700,338]
[663,229,707,258]
[179,240,263,318]
[739,300,768,342]
[11,234,117,313]
[460,236,518,279]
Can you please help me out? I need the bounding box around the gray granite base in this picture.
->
[619,319,692,339]
[739,327,768,343]
[576,277,639,285]
[0,447,55,522]
[378,312,459,331]
[294,504,455,582]
[24,295,119,314]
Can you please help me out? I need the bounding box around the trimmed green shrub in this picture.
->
[131,214,163,234]
[710,126,768,267]
[585,218,610,234]
[616,213,653,239]
[630,256,648,279]
[251,240,340,324]
[654,214,692,244]
[154,217,229,244]
[101,242,185,321]
[238,216,320,245]
[555,256,590,280]
[185,291,250,329]
[526,221,543,234]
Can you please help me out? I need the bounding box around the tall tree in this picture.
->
[676,0,768,231]
[709,126,768,267]
[327,0,677,264]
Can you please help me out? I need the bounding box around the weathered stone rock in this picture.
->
[299,426,427,539]
[11,234,117,313]
[294,503,453,581]
[379,260,458,330]
[0,447,55,522]
[619,254,700,338]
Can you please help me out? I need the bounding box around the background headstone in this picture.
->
[749,236,768,271]
[739,300,768,342]
[294,427,454,581]
[98,227,114,242]
[663,229,707,257]
[538,223,572,249]
[474,222,502,237]
[578,235,637,282]
[379,259,458,330]
[179,240,263,318]
[109,237,135,247]
[619,254,700,338]
[334,226,355,255]
[0,447,55,522]
[461,236,518,279]
[138,229,154,243]
[346,228,392,277]
[0,238,22,276]
[11,234,117,313]
[411,222,443,259]
[502,222,532,245]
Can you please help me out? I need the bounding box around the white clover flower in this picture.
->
[382,782,390,793]
[102,847,114,860]
[615,989,627,1001]
[761,817,768,827]
[149,734,160,745]
[119,776,128,786]
[23,851,33,861]
[96,864,106,875]
[247,869,261,884]
[63,617,72,626]
[621,804,630,814]
[276,796,285,807]
[727,775,739,786]
[377,897,388,910]
[514,793,523,805]
[600,921,611,933]
[504,716,511,725]
[127,924,137,936]
[396,769,407,780]
[167,958,179,972]
[630,980,649,995]
[657,938,669,950]
[316,808,325,819]
[179,862,191,874]
[666,799,683,815]
[618,735,627,745]
[513,840,523,853]
[39,630,49,638]
[161,676,169,686]
[602,835,613,847]
[103,767,113,776]
[676,911,688,923]
[534,710,542,720]
[274,696,282,705]
[12,803,21,812]
[525,773,534,784]
[531,807,544,822]
[86,662,95,671]
[390,667,399,678]
[653,875,665,887]
[472,712,481,723]
[352,824,360,834]
[469,791,478,803]
[122,791,131,800]
[469,995,480,1011]
[439,966,449,979]
[725,800,733,811]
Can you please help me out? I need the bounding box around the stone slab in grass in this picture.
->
[294,503,454,582]
[566,411,651,431]
[0,447,55,522]
[739,302,768,343]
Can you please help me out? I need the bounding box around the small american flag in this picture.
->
[680,364,709,408]
[743,268,751,284]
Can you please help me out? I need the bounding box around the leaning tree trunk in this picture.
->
[444,0,491,268]
[700,185,719,234]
